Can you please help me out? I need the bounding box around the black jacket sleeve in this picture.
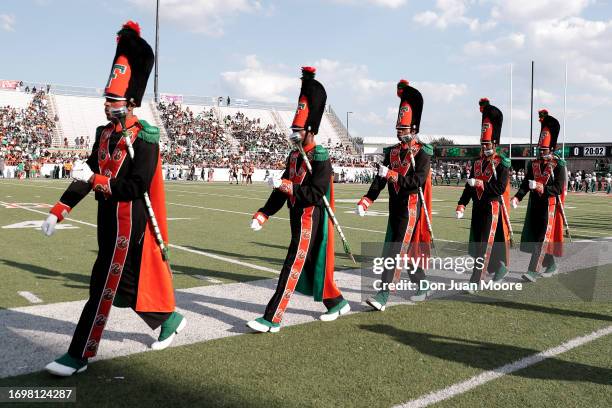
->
[108,138,159,201]
[458,183,472,206]
[544,162,565,197]
[293,158,331,205]
[258,160,290,217]
[57,127,103,208]
[515,164,533,201]
[365,150,389,201]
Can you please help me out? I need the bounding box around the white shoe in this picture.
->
[246,318,280,333]
[319,302,350,322]
[45,361,87,377]
[151,317,187,350]
[366,298,386,311]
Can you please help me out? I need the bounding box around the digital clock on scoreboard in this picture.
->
[569,146,611,157]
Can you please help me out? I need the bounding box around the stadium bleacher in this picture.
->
[0,83,362,173]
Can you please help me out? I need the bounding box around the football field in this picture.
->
[0,179,610,407]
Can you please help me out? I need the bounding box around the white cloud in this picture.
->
[415,81,468,103]
[128,0,264,36]
[356,111,386,126]
[0,14,15,32]
[332,0,407,8]
[220,55,297,102]
[491,0,592,23]
[413,0,494,31]
[463,32,525,56]
[534,88,556,104]
[530,17,612,52]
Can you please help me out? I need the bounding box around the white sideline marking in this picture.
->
[167,201,457,240]
[194,274,223,284]
[395,325,612,408]
[17,291,42,304]
[0,201,277,274]
[171,244,277,274]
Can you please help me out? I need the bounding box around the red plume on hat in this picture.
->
[301,66,316,80]
[104,20,154,107]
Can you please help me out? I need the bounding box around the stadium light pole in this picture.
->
[562,61,568,159]
[154,0,160,103]
[509,63,513,160]
[346,111,353,141]
[529,60,534,157]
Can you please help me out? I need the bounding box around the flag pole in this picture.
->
[509,63,513,160]
[562,62,568,159]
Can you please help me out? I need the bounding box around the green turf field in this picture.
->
[0,179,610,407]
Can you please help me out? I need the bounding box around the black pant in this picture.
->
[68,201,171,359]
[380,195,426,287]
[263,206,343,323]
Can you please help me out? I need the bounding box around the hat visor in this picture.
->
[104,93,127,101]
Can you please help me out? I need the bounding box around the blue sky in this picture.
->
[1,0,612,142]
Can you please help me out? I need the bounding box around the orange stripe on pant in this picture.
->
[392,194,419,285]
[82,202,132,358]
[533,196,557,273]
[478,200,500,281]
[272,207,314,324]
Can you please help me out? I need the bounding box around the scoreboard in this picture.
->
[435,144,612,159]
[568,145,611,157]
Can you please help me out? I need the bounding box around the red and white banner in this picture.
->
[0,80,20,90]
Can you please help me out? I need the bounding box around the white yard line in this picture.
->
[167,202,439,237]
[170,244,277,274]
[395,324,612,408]
[17,291,43,304]
[0,201,278,274]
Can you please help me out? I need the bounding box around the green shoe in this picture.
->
[521,271,539,282]
[366,290,389,311]
[320,299,351,322]
[493,263,509,283]
[247,317,281,333]
[541,263,557,278]
[151,312,187,350]
[45,353,88,377]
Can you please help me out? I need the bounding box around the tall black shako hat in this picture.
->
[479,98,503,145]
[104,21,154,107]
[396,80,423,133]
[291,66,327,135]
[538,109,560,150]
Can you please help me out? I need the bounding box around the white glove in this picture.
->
[378,165,389,178]
[511,197,519,209]
[250,218,262,232]
[355,204,366,217]
[467,178,476,187]
[455,205,465,219]
[41,214,58,237]
[529,180,537,190]
[72,160,93,183]
[267,177,282,189]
